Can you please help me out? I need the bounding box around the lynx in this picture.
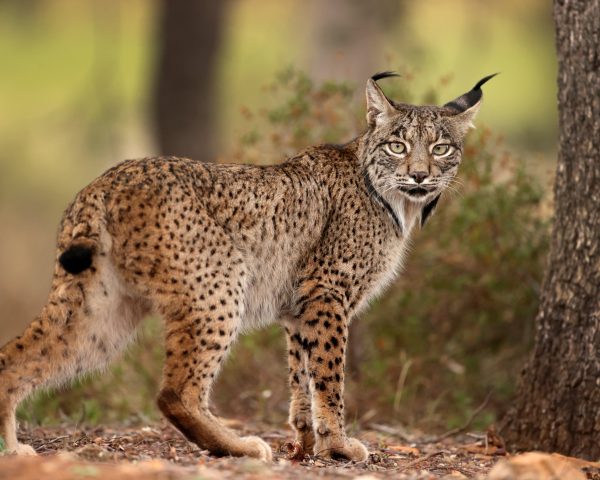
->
[0,72,494,461]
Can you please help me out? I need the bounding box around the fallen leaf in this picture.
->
[488,452,586,480]
[462,442,505,456]
[447,471,468,479]
[280,442,306,461]
[549,452,600,470]
[386,445,420,456]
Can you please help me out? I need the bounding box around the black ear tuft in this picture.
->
[472,72,499,91]
[444,73,499,112]
[366,73,398,127]
[371,71,401,82]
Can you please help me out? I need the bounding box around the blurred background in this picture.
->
[0,0,555,432]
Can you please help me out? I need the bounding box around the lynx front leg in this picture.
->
[295,288,368,462]
[284,323,315,452]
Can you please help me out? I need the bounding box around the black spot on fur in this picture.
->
[59,245,94,274]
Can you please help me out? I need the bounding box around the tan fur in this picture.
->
[0,76,484,461]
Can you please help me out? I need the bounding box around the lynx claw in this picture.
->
[240,435,273,462]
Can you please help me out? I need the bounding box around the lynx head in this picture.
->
[360,72,496,213]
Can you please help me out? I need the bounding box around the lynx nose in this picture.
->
[410,171,428,184]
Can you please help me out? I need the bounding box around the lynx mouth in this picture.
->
[399,186,435,198]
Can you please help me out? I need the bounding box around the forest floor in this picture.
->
[1,420,598,479]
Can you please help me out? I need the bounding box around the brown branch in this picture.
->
[394,450,445,471]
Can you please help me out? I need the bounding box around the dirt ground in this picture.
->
[1,421,598,479]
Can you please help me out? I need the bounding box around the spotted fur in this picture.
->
[0,74,492,460]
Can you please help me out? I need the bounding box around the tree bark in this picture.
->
[501,0,600,459]
[153,0,228,161]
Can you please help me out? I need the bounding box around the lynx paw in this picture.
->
[315,436,368,462]
[6,443,37,456]
[240,435,273,462]
[291,414,315,452]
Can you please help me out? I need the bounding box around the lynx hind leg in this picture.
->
[284,322,315,453]
[154,278,272,461]
[0,251,147,455]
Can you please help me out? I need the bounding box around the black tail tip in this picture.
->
[59,245,94,274]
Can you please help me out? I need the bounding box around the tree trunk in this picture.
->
[306,0,404,86]
[501,0,600,459]
[153,0,228,161]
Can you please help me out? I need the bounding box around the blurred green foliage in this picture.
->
[219,0,557,153]
[0,1,555,203]
[0,1,154,204]
[19,70,549,431]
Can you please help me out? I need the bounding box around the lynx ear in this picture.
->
[444,73,498,133]
[366,72,398,127]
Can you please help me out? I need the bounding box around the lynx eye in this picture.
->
[385,142,407,156]
[432,144,452,156]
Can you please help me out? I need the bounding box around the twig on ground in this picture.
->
[466,432,486,440]
[394,450,445,472]
[43,435,70,446]
[419,390,493,444]
[369,423,416,443]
